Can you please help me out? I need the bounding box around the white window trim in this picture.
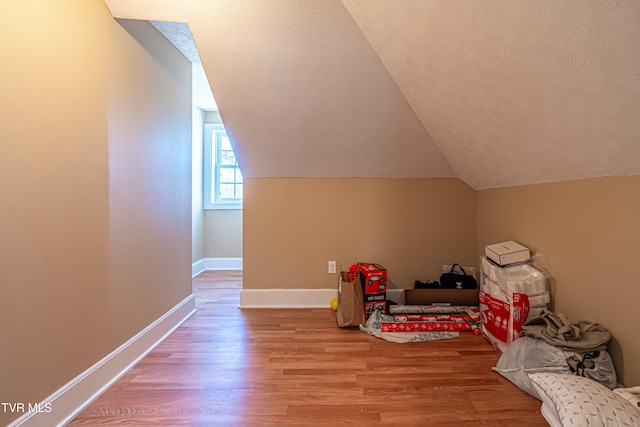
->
[203,123,243,210]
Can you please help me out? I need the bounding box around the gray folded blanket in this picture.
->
[522,310,611,352]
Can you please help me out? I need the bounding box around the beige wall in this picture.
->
[0,3,192,425]
[244,175,640,386]
[204,210,243,258]
[0,4,110,423]
[244,178,476,290]
[107,18,192,343]
[477,176,640,386]
[192,106,205,263]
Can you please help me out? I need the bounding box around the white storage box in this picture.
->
[482,257,547,296]
[479,255,550,352]
[485,241,530,266]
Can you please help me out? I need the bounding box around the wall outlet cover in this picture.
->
[328,261,336,274]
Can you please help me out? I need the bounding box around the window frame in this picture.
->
[203,124,243,210]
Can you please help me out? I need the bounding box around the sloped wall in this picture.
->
[477,176,640,387]
[342,0,640,189]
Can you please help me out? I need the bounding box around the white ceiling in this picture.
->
[105,0,640,190]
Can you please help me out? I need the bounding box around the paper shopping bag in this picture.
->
[336,271,365,327]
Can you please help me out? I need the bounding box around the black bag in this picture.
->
[414,280,441,289]
[439,264,478,289]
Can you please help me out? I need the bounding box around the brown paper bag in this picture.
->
[336,271,365,327]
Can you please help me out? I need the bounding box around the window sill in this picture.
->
[204,203,243,211]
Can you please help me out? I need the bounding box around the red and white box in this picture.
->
[364,301,386,319]
[479,290,530,352]
[350,263,388,319]
[357,263,387,295]
[364,293,385,303]
[479,255,548,352]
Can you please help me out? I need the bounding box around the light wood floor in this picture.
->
[69,271,547,426]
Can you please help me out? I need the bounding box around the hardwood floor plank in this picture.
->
[69,271,546,426]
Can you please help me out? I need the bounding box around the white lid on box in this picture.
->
[485,240,530,265]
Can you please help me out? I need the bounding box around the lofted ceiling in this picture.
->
[149,20,217,112]
[104,0,640,190]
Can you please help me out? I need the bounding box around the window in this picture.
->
[203,124,243,209]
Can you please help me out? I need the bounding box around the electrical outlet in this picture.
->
[328,261,336,274]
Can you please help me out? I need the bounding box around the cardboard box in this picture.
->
[357,263,387,295]
[405,289,479,306]
[485,241,530,266]
[364,300,386,319]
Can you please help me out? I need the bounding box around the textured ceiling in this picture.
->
[341,0,640,189]
[149,21,217,111]
[104,0,640,189]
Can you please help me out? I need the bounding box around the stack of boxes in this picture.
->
[350,263,387,320]
[479,241,550,352]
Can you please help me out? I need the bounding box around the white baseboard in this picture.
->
[8,295,196,427]
[239,288,406,309]
[192,257,243,277]
[239,288,338,308]
[192,258,206,277]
